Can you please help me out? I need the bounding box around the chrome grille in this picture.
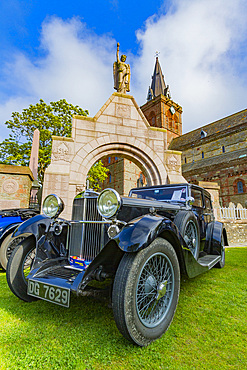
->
[69,193,104,261]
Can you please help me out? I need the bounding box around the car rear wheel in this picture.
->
[214,235,225,268]
[173,211,200,260]
[6,236,37,302]
[112,238,180,346]
[0,234,25,270]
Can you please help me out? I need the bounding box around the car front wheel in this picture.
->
[6,236,37,302]
[112,238,180,346]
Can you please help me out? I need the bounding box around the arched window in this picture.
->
[237,181,244,193]
[222,146,225,153]
[149,111,156,127]
[202,151,204,159]
[233,179,245,194]
[184,157,187,164]
[109,173,112,183]
[166,110,173,130]
[174,115,179,133]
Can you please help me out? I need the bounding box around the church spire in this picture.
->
[147,56,171,101]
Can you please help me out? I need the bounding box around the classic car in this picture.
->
[6,184,227,346]
[0,208,39,270]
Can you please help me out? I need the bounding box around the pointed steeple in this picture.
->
[147,57,171,101]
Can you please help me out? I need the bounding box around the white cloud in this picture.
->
[0,17,115,135]
[0,0,247,140]
[133,0,247,132]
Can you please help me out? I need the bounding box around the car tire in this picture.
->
[112,237,180,346]
[173,211,200,260]
[6,237,37,302]
[0,234,25,271]
[214,235,225,269]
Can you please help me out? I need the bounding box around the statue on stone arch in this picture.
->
[113,42,130,93]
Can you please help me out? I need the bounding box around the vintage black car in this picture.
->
[6,184,227,346]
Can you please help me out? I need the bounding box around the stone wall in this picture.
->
[0,164,34,209]
[183,158,247,207]
[223,221,247,246]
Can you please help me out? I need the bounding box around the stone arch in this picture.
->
[71,136,166,187]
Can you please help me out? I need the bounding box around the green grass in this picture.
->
[0,247,246,370]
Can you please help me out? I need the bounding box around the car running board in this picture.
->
[197,254,221,269]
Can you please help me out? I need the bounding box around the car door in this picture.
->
[190,187,206,249]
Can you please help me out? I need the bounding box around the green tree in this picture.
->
[87,160,109,191]
[0,99,88,181]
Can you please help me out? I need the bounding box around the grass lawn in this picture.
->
[0,247,246,370]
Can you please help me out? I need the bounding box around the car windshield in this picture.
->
[129,186,188,202]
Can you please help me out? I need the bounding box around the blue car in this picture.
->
[0,209,39,270]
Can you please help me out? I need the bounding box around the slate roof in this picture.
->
[182,147,247,174]
[169,109,247,151]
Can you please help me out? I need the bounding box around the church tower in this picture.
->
[140,57,183,146]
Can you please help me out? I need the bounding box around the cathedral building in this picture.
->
[169,109,247,207]
[140,57,183,147]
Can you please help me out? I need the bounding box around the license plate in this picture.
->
[28,280,70,308]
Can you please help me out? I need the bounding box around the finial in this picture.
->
[155,51,160,59]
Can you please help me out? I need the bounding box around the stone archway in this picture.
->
[43,93,185,218]
[71,139,165,186]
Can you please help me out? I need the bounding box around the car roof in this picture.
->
[129,183,211,199]
[130,183,189,192]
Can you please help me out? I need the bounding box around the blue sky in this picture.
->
[0,0,247,142]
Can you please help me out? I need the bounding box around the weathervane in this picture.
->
[155,51,160,58]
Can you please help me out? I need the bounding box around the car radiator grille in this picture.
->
[69,196,104,261]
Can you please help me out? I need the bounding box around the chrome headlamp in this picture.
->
[42,194,64,219]
[97,189,121,219]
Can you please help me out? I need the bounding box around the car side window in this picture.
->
[204,195,212,211]
[191,188,203,208]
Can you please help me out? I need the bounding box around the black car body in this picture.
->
[6,184,227,346]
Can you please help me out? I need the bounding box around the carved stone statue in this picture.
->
[113,42,130,93]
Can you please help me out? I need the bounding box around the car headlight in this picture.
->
[42,194,64,218]
[97,189,121,219]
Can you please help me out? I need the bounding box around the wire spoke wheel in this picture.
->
[136,252,174,328]
[6,236,25,260]
[184,220,198,255]
[112,238,180,346]
[22,248,36,279]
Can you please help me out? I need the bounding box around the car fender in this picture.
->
[114,213,181,253]
[12,214,52,241]
[210,221,227,254]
